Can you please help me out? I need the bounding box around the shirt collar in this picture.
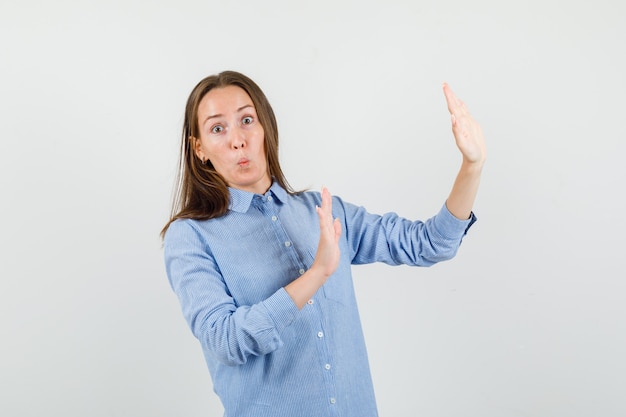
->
[228,181,288,213]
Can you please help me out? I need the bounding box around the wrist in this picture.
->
[460,158,485,174]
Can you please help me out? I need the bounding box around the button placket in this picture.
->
[310,307,335,411]
[256,190,338,411]
[260,192,312,286]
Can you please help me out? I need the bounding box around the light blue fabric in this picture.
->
[164,181,476,417]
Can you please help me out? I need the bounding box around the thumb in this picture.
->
[333,218,342,242]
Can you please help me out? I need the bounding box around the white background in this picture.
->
[1,1,625,416]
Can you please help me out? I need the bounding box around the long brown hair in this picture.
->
[161,71,296,238]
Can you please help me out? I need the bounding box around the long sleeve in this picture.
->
[336,199,476,266]
[164,219,299,366]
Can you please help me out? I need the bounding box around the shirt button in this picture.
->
[317,331,324,338]
[267,196,273,201]
[284,241,291,247]
[299,268,305,275]
[330,397,336,404]
[324,364,331,370]
[307,299,314,305]
[271,215,277,221]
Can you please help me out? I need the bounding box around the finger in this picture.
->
[317,187,334,229]
[320,186,331,212]
[443,83,470,118]
[442,82,460,114]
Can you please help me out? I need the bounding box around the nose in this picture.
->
[231,127,246,150]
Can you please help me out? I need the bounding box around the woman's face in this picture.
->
[194,85,271,194]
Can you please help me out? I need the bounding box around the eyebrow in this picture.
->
[202,104,254,126]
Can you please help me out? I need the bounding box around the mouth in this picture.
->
[237,158,250,167]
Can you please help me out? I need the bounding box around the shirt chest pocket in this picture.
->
[321,261,354,306]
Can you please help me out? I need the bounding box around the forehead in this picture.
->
[197,85,255,118]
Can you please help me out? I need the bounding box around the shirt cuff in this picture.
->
[435,203,477,239]
[262,287,300,333]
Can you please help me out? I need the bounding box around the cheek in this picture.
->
[204,140,227,157]
[254,128,266,149]
[202,144,224,162]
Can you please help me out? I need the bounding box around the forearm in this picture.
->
[192,289,299,366]
[446,160,484,220]
[285,265,329,309]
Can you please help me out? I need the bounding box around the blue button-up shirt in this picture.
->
[164,182,476,417]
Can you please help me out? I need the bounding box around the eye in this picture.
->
[242,116,253,125]
[211,125,224,134]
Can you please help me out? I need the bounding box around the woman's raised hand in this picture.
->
[443,83,486,166]
[312,187,342,279]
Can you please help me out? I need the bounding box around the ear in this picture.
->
[191,136,205,162]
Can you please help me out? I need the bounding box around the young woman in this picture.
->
[162,70,485,417]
